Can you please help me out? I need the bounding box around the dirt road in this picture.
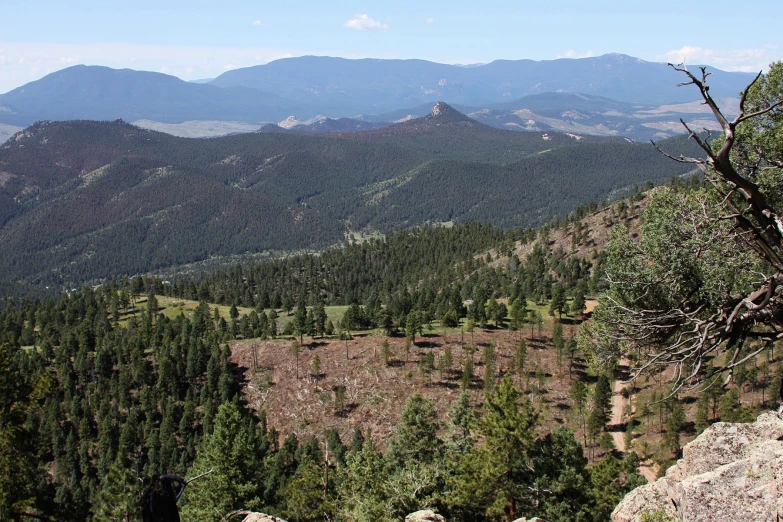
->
[611,358,657,483]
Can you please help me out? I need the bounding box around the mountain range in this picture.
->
[0,103,701,288]
[0,54,753,143]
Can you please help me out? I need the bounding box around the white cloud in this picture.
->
[0,42,296,94]
[343,14,388,33]
[556,50,595,59]
[251,19,270,27]
[425,17,435,25]
[656,45,782,72]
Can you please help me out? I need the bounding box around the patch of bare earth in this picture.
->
[231,325,585,448]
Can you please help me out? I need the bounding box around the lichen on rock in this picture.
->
[612,412,783,522]
[405,509,448,522]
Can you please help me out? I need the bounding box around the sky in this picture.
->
[1,0,781,94]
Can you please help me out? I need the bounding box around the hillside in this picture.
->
[4,181,778,522]
[0,105,701,288]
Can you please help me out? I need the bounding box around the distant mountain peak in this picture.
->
[429,101,470,122]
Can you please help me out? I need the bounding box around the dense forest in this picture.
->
[0,108,701,289]
[0,183,678,519]
[3,175,780,521]
[0,284,644,522]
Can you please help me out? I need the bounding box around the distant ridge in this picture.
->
[1,54,755,124]
[207,53,754,108]
[0,117,701,286]
[0,65,301,126]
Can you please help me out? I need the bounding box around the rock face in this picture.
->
[405,510,447,522]
[612,412,783,522]
[242,514,287,522]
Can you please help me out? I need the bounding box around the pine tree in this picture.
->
[310,354,321,378]
[553,321,564,369]
[549,284,567,319]
[387,393,442,467]
[663,398,685,456]
[483,342,496,393]
[181,403,264,521]
[338,437,388,522]
[450,374,538,520]
[514,338,527,385]
[381,339,392,366]
[461,358,473,390]
[90,460,142,522]
[530,427,591,522]
[0,343,40,520]
[290,341,301,379]
[587,375,612,455]
[446,390,474,453]
[282,456,334,522]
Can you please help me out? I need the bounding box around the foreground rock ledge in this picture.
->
[405,510,447,522]
[612,412,783,522]
[242,514,286,522]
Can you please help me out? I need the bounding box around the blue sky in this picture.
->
[1,0,781,93]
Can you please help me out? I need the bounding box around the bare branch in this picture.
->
[649,140,705,164]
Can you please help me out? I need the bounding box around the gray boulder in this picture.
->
[405,510,447,522]
[612,412,783,522]
[242,514,287,522]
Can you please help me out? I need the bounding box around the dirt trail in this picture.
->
[612,357,657,483]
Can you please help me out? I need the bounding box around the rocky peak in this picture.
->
[429,101,470,123]
[612,412,783,522]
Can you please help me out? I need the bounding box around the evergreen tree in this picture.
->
[0,343,40,520]
[446,390,474,454]
[530,427,592,522]
[450,374,538,520]
[387,393,442,467]
[181,403,264,520]
[90,460,142,522]
[282,456,334,522]
[549,284,567,319]
[483,342,497,393]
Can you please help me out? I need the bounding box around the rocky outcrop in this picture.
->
[241,514,287,522]
[612,412,783,522]
[405,510,447,522]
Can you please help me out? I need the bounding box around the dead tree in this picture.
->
[594,63,783,395]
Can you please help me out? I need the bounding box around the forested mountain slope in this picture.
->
[0,105,700,288]
[5,180,770,521]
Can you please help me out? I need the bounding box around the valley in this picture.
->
[0,40,780,522]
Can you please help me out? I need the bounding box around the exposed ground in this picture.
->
[0,123,23,144]
[230,321,587,451]
[132,119,261,138]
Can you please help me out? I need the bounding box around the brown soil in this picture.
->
[231,324,586,449]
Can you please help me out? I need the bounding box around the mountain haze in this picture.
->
[209,53,753,110]
[0,65,297,125]
[0,54,753,139]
